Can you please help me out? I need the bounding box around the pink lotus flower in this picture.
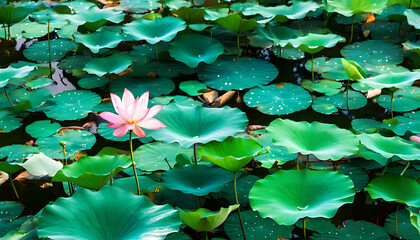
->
[99,88,166,137]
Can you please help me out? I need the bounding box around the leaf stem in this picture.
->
[381,158,391,176]
[4,87,14,107]
[193,143,198,165]
[311,54,314,82]
[234,172,247,240]
[2,23,6,39]
[306,155,309,169]
[48,20,52,79]
[349,15,354,44]
[346,80,350,114]
[237,34,240,60]
[9,177,19,200]
[391,91,394,119]
[303,217,307,239]
[155,43,159,76]
[129,130,141,195]
[393,204,399,240]
[7,24,10,40]
[400,162,410,176]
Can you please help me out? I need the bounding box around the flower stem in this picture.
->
[400,162,410,176]
[9,177,19,200]
[393,204,399,240]
[4,87,14,107]
[311,54,314,82]
[193,143,198,165]
[391,91,394,119]
[346,79,350,114]
[7,24,10,40]
[349,15,354,44]
[303,217,307,239]
[47,20,53,79]
[62,143,75,196]
[381,158,391,176]
[129,130,141,195]
[234,172,247,240]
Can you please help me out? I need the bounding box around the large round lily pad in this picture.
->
[384,209,420,240]
[198,57,279,91]
[244,83,312,115]
[0,110,23,133]
[36,129,96,159]
[122,17,186,44]
[378,86,420,112]
[326,0,388,16]
[74,29,123,54]
[311,90,367,115]
[161,165,234,196]
[25,120,61,139]
[42,90,102,121]
[23,39,77,62]
[178,205,239,232]
[133,142,193,171]
[250,169,355,225]
[365,174,420,207]
[38,187,181,239]
[52,155,131,190]
[312,220,389,239]
[109,77,175,98]
[83,54,132,77]
[169,34,224,68]
[149,104,248,148]
[284,33,346,54]
[224,210,293,240]
[357,133,420,160]
[197,136,265,172]
[267,119,359,160]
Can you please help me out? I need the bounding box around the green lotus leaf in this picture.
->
[179,80,207,96]
[382,115,420,136]
[109,77,174,98]
[24,78,54,89]
[198,57,278,91]
[365,174,420,207]
[0,110,22,133]
[284,33,345,54]
[358,71,420,89]
[134,142,193,171]
[23,39,77,63]
[357,133,420,160]
[112,176,160,194]
[149,104,248,148]
[36,129,96,159]
[161,165,234,196]
[155,185,204,209]
[52,154,131,190]
[224,209,293,240]
[312,220,389,239]
[175,7,205,25]
[215,173,259,206]
[384,209,420,240]
[97,123,144,142]
[301,80,342,96]
[178,205,239,232]
[267,119,359,160]
[232,0,319,20]
[271,45,305,60]
[408,207,420,234]
[250,169,355,225]
[405,9,420,29]
[403,41,420,54]
[256,25,301,47]
[378,86,420,112]
[165,0,193,10]
[114,0,160,13]
[128,60,194,78]
[351,118,382,132]
[339,161,369,192]
[20,152,63,177]
[25,120,61,139]
[0,144,39,173]
[129,42,168,60]
[6,87,50,109]
[74,29,123,54]
[215,13,258,34]
[295,218,337,234]
[197,137,265,172]
[312,90,367,115]
[58,55,91,76]
[0,65,35,88]
[341,58,367,80]
[0,2,43,24]
[255,144,297,168]
[0,201,24,221]
[83,54,132,77]
[77,76,108,89]
[123,17,186,44]
[0,215,34,238]
[165,231,192,240]
[169,34,224,68]
[326,0,388,17]
[341,40,404,69]
[38,187,181,239]
[41,90,101,121]
[305,57,348,80]
[68,5,125,26]
[244,83,312,115]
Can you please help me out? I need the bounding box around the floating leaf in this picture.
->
[0,110,23,133]
[23,39,77,62]
[112,176,160,195]
[358,71,420,89]
[326,0,388,17]
[25,120,61,139]
[404,9,420,29]
[304,57,348,80]
[357,133,420,160]
[198,137,265,172]
[384,209,420,240]
[114,0,160,13]
[301,80,342,96]
[312,220,389,239]
[109,77,175,98]
[0,2,42,24]
[378,86,420,112]
[133,142,193,171]
[215,13,258,34]
[284,33,345,54]
[74,29,123,54]
[149,104,248,148]
[250,170,355,225]
[77,76,108,89]
[267,119,359,160]
[198,57,278,91]
[0,144,39,162]
[161,165,234,196]
[52,154,131,190]
[179,80,207,96]
[179,205,239,232]
[312,90,367,115]
[123,17,186,44]
[83,54,132,77]
[365,174,420,207]
[24,78,54,89]
[36,129,96,159]
[169,34,224,68]
[20,153,62,177]
[244,83,312,115]
[256,25,301,47]
[38,187,181,239]
[0,65,35,88]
